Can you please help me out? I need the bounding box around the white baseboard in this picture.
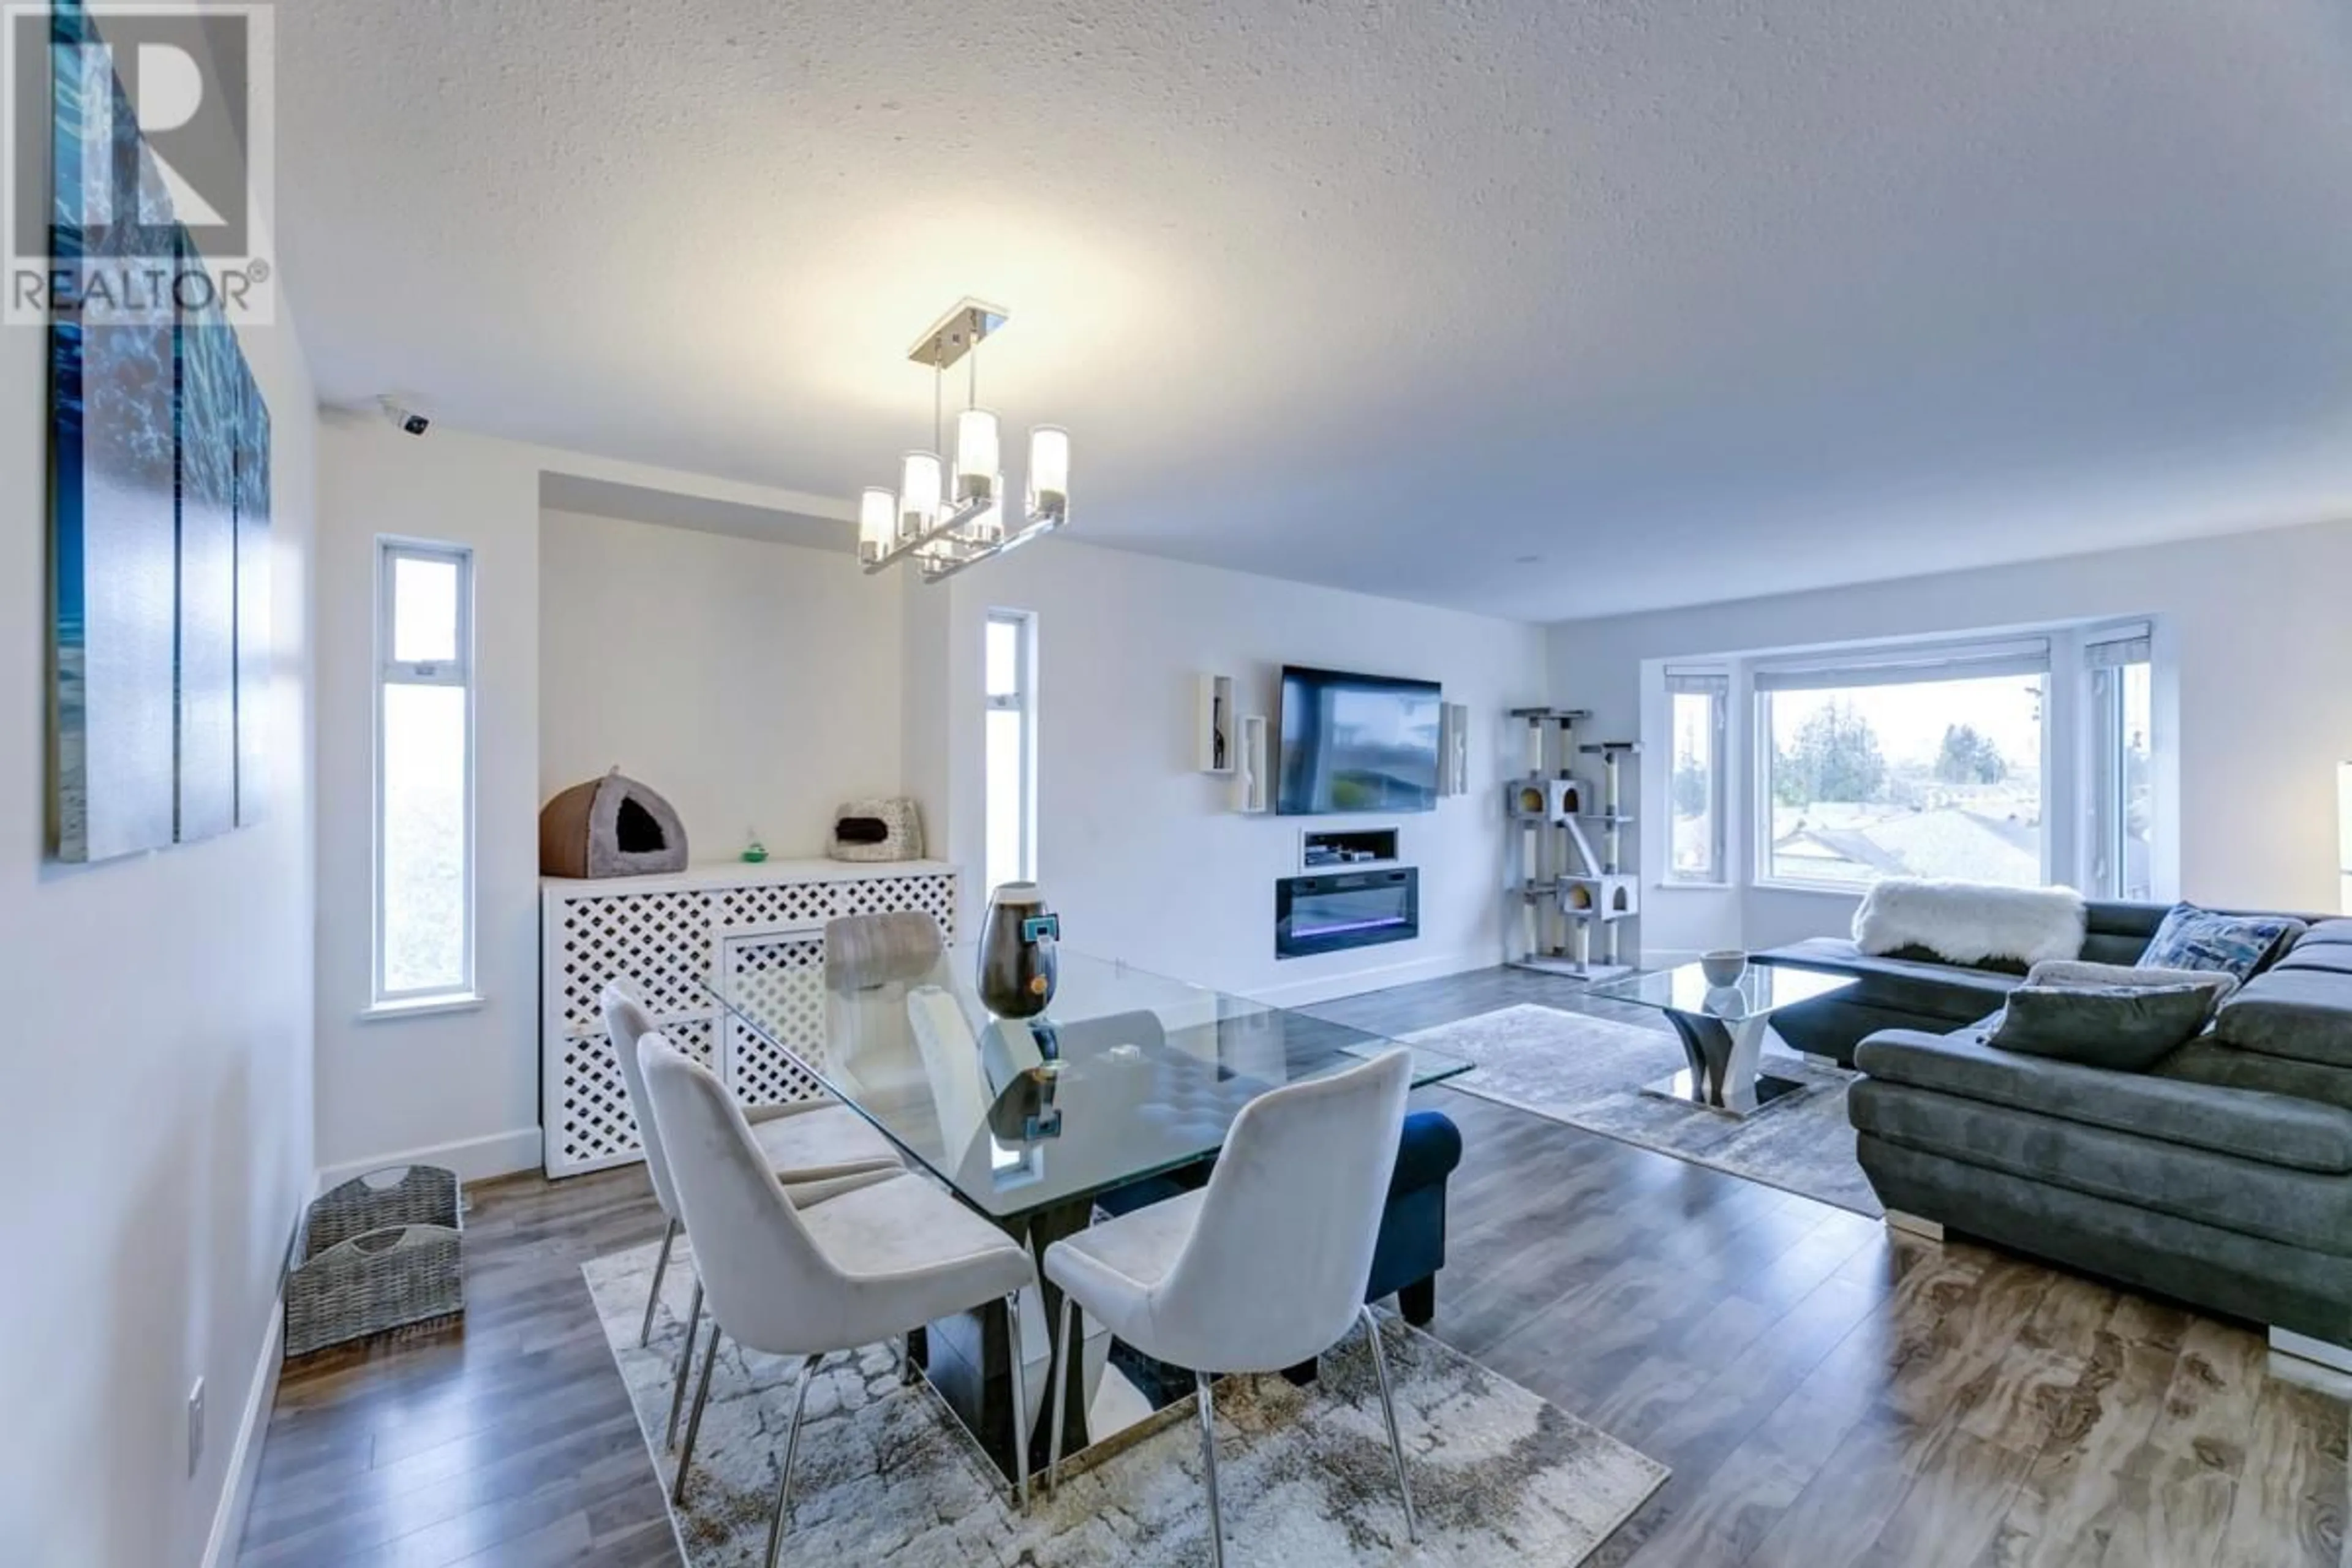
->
[198,1294,284,1568]
[316,1125,543,1191]
[1246,948,1497,1009]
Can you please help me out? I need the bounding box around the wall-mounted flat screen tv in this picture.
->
[1277,666,1442,815]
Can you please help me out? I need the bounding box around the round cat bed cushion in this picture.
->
[539,769,689,878]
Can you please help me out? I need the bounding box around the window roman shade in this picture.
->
[1751,638,2051,693]
[2085,623,2154,668]
[1664,669,1730,696]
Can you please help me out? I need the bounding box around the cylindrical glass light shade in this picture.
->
[899,451,942,541]
[1027,426,1070,520]
[963,502,1003,546]
[858,487,895,562]
[955,408,1000,506]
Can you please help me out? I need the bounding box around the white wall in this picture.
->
[537,508,904,859]
[1547,518,2352,960]
[913,540,1548,1003]
[313,431,876,1182]
[314,421,545,1180]
[0,304,319,1557]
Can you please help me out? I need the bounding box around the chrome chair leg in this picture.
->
[640,1218,679,1347]
[1195,1371,1226,1568]
[763,1353,821,1568]
[1005,1292,1033,1511]
[1360,1306,1419,1543]
[1047,1293,1076,1494]
[665,1278,704,1449]
[671,1323,721,1506]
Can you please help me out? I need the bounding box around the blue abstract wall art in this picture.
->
[48,0,273,862]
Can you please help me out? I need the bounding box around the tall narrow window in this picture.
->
[375,541,475,1007]
[1665,669,1728,883]
[2086,626,2154,901]
[984,609,1036,895]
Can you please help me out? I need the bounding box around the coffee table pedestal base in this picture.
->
[1640,1010,1810,1118]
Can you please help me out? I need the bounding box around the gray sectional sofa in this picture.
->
[1754,899,2244,1066]
[1755,905,2352,1353]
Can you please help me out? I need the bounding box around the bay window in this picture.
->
[2084,625,2154,901]
[1665,669,1728,883]
[1754,641,2050,890]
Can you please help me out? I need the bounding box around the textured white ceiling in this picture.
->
[274,1,2352,620]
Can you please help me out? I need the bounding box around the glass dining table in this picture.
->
[703,941,1471,1491]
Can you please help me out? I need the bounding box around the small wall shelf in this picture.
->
[1235,714,1270,813]
[1196,674,1237,775]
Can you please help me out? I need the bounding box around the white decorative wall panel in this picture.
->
[541,861,955,1177]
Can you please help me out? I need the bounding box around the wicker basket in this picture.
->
[827,796,924,862]
[285,1165,465,1359]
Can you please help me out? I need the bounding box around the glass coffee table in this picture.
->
[1587,962,1856,1117]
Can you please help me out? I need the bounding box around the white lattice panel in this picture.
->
[541,863,956,1177]
[551,1016,715,1176]
[721,933,830,1107]
[837,872,958,938]
[716,880,840,933]
[556,890,710,1032]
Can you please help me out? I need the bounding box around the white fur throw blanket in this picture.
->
[1852,878,2086,968]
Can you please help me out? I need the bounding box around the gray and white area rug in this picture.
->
[583,1235,1667,1566]
[1414,1003,1881,1216]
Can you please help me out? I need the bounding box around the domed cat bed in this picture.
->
[539,769,688,878]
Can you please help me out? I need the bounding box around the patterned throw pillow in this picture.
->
[2136,903,2305,982]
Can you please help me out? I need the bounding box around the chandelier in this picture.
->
[858,299,1070,582]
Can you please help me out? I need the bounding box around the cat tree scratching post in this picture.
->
[1506,710,1637,981]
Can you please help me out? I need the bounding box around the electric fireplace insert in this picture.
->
[1275,867,1419,959]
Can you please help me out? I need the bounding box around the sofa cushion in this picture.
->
[2275,948,2352,978]
[1758,937,2024,1016]
[1853,1027,2352,1174]
[2079,900,2168,965]
[2026,959,2237,1017]
[2214,967,2352,1070]
[2294,919,2352,949]
[1988,982,2215,1071]
[2157,1038,2352,1115]
[2138,903,2307,981]
[1850,1080,2352,1257]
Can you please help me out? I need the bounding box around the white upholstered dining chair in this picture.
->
[1042,1047,1419,1567]
[637,1031,1040,1566]
[600,984,902,1474]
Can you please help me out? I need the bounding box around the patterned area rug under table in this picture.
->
[1411,1003,1882,1217]
[582,1234,1667,1566]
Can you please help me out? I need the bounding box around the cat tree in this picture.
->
[1505,709,1638,981]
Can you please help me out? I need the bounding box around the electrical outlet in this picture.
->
[187,1379,205,1477]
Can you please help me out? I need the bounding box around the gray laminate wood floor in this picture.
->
[238,967,2348,1567]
